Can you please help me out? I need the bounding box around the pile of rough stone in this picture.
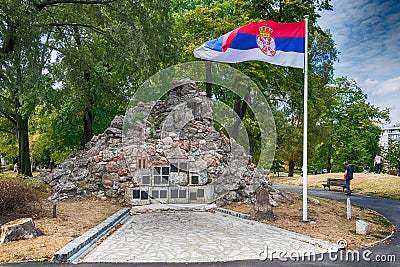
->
[43,79,288,206]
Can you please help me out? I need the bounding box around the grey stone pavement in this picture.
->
[2,184,399,266]
[81,208,336,263]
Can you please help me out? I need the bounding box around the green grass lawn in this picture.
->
[270,172,400,200]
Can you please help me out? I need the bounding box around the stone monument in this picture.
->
[46,79,269,206]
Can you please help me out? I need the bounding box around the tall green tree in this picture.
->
[49,0,178,148]
[1,0,127,175]
[1,0,179,172]
[0,0,53,176]
[386,141,400,175]
[313,77,389,172]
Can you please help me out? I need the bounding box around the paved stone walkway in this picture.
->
[81,210,337,263]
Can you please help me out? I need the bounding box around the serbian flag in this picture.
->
[194,20,305,69]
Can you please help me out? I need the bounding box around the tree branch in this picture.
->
[35,0,116,11]
[259,3,274,20]
[0,94,13,105]
[0,109,17,125]
[43,23,107,35]
[45,43,106,84]
[0,128,17,136]
[270,97,290,105]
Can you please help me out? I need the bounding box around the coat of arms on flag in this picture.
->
[256,25,276,57]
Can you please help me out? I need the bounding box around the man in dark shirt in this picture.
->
[344,162,352,196]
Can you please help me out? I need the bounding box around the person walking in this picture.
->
[343,162,353,196]
[363,164,369,174]
[374,154,383,174]
[13,163,18,173]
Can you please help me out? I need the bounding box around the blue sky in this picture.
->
[318,0,400,124]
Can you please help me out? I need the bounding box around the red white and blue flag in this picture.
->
[194,20,305,69]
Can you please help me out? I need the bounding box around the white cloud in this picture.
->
[360,77,400,123]
[362,77,400,96]
[318,0,400,122]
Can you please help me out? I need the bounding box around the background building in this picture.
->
[379,124,400,150]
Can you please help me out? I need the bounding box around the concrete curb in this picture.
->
[212,207,250,220]
[130,203,217,213]
[361,229,396,248]
[52,207,130,263]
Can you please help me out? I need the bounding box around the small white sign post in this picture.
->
[347,198,351,220]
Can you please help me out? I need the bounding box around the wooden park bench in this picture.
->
[322,178,346,191]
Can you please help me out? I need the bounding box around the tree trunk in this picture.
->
[288,159,295,177]
[327,143,332,173]
[2,23,32,176]
[16,113,32,177]
[231,89,249,139]
[82,110,93,148]
[248,132,259,158]
[205,61,212,98]
[75,28,94,148]
[327,155,332,173]
[250,186,275,221]
[278,0,283,22]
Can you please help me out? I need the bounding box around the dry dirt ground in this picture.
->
[0,192,395,263]
[224,192,395,250]
[0,198,124,263]
[270,172,400,199]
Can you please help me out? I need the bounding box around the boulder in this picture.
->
[106,161,119,173]
[307,197,320,205]
[110,115,124,129]
[105,127,122,135]
[54,181,77,193]
[118,168,129,176]
[102,173,115,188]
[269,194,279,207]
[0,218,43,244]
[279,190,294,203]
[250,186,275,221]
[52,168,71,180]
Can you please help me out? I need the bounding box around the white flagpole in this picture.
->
[302,15,309,222]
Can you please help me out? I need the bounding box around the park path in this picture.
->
[80,207,335,263]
